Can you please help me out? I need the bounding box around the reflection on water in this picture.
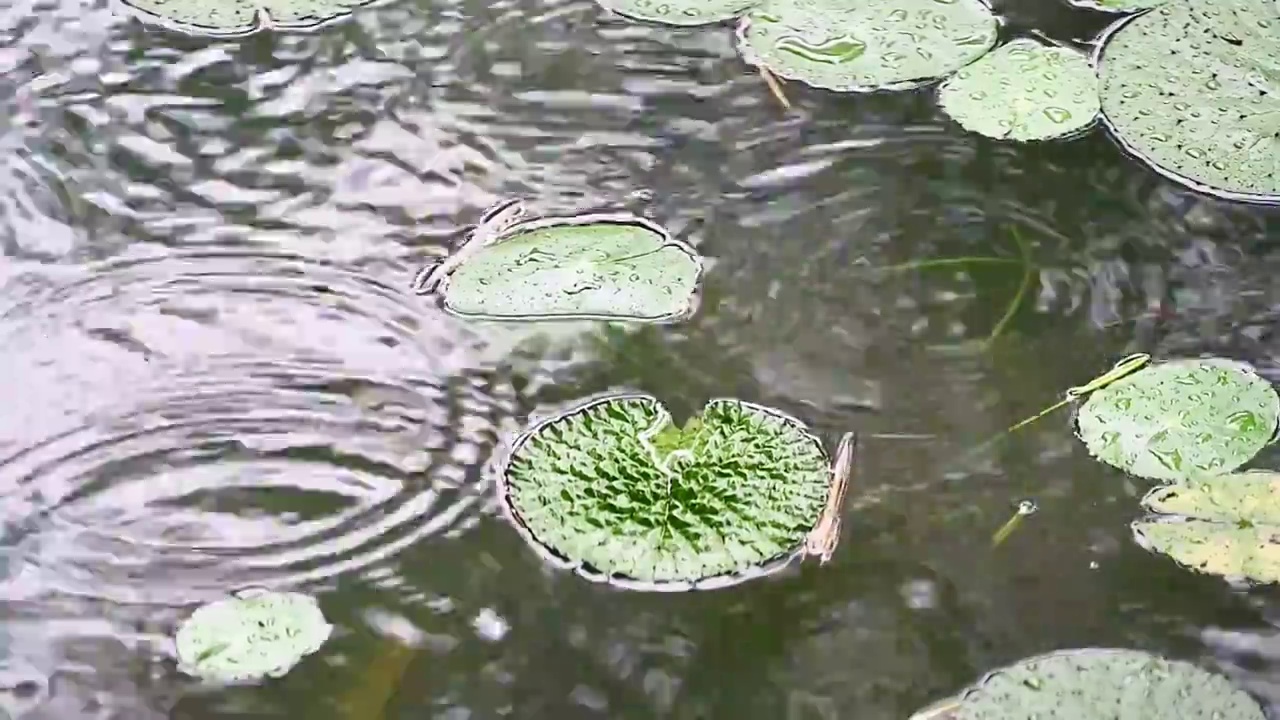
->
[0,0,1279,717]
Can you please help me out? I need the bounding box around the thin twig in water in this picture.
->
[806,432,857,563]
[758,67,792,110]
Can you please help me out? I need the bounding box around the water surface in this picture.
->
[1,0,1280,718]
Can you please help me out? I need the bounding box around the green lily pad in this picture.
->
[1133,471,1280,583]
[176,589,332,682]
[940,648,1264,719]
[736,0,999,92]
[1075,358,1279,482]
[116,0,379,37]
[418,204,703,323]
[1097,0,1280,201]
[499,394,834,588]
[938,39,1099,141]
[594,0,760,25]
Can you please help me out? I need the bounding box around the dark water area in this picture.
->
[2,0,1280,717]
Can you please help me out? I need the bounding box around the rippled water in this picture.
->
[3,0,1280,717]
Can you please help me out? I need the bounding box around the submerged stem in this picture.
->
[985,225,1035,348]
[878,256,1023,272]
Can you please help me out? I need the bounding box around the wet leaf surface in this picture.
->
[1098,0,1280,200]
[736,0,999,92]
[1075,358,1279,482]
[939,39,1099,141]
[500,394,831,587]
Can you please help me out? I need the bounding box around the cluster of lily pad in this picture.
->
[411,201,854,590]
[1072,355,1280,583]
[594,0,1280,203]
[907,354,1280,717]
[117,0,1280,202]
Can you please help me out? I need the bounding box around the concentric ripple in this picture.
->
[0,251,518,606]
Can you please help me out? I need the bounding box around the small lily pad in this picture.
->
[176,589,332,682]
[1075,358,1279,482]
[1133,471,1280,583]
[938,39,1099,141]
[115,0,380,37]
[939,648,1264,719]
[419,205,703,323]
[499,394,834,588]
[1097,0,1280,201]
[736,0,999,92]
[594,0,760,25]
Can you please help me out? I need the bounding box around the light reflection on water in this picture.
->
[0,0,1279,717]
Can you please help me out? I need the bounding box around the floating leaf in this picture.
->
[419,207,703,323]
[1097,0,1280,201]
[1133,471,1280,583]
[939,39,1099,141]
[937,648,1264,719]
[176,589,332,682]
[1075,358,1279,482]
[116,0,379,37]
[736,0,999,92]
[499,394,837,588]
[594,0,760,25]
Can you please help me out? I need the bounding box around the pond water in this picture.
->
[1,0,1280,717]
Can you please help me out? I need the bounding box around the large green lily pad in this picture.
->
[176,589,332,682]
[1075,358,1279,482]
[499,394,833,588]
[938,39,1099,141]
[116,0,379,36]
[1097,0,1280,201]
[594,0,760,25]
[935,648,1264,719]
[424,208,703,323]
[736,0,999,92]
[1133,471,1280,583]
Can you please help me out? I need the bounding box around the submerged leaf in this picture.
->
[1075,358,1279,482]
[736,0,998,92]
[594,0,760,25]
[939,39,1099,141]
[176,589,332,682]
[946,648,1264,719]
[499,395,834,587]
[1133,471,1280,583]
[1097,0,1280,201]
[117,0,380,36]
[435,213,703,322]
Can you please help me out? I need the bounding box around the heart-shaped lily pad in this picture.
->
[1133,471,1280,584]
[1097,0,1280,201]
[115,0,379,37]
[594,0,760,25]
[736,0,999,92]
[176,588,332,682]
[922,648,1264,719]
[498,394,838,588]
[938,39,1099,141]
[414,203,703,323]
[1075,358,1280,482]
